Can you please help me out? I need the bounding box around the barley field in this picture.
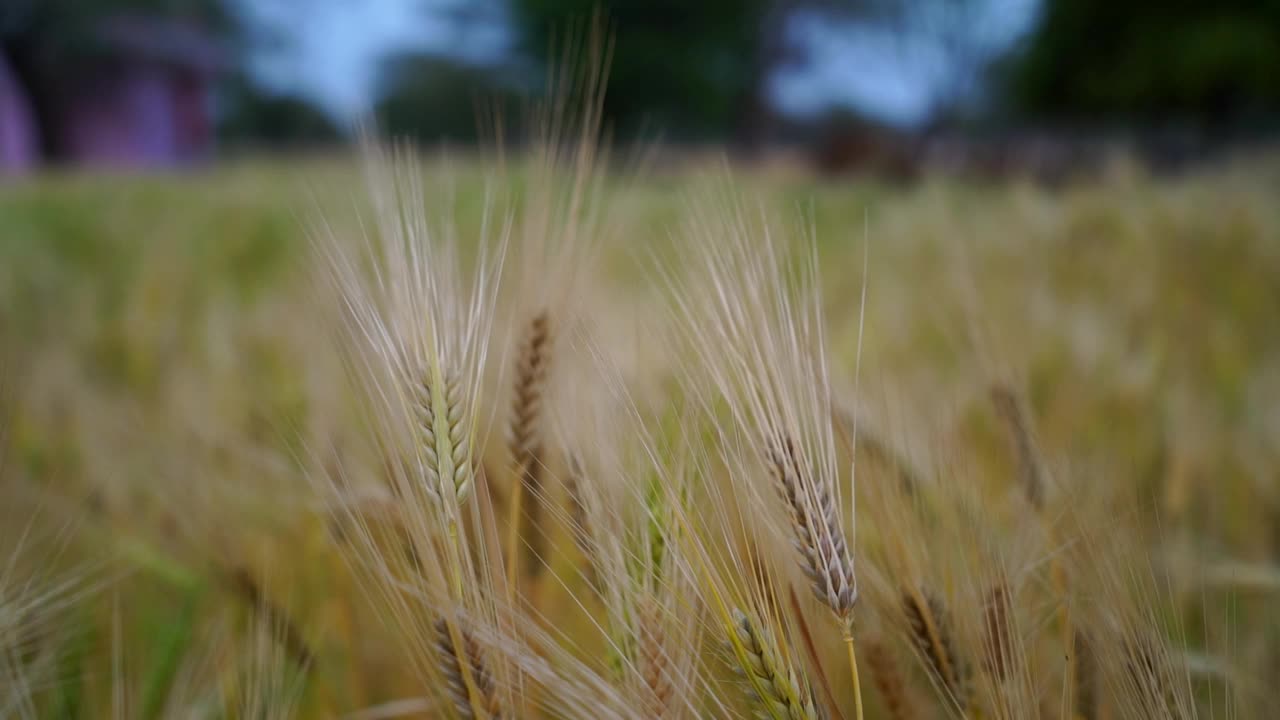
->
[2,147,1279,719]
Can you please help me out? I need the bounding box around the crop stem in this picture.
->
[844,626,865,720]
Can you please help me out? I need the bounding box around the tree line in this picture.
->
[4,0,1279,147]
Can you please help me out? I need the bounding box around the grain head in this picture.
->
[666,186,856,627]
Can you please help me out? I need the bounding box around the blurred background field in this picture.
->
[4,152,1280,715]
[5,0,1280,717]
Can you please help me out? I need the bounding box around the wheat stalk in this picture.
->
[666,188,866,719]
[498,18,612,597]
[313,134,523,715]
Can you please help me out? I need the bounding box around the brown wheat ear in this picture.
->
[509,309,553,577]
[764,434,857,619]
[902,587,969,711]
[866,640,915,720]
[435,617,504,720]
[990,384,1045,510]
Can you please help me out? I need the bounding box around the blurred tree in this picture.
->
[508,0,995,141]
[1,0,233,57]
[217,71,342,148]
[509,0,777,140]
[373,54,522,144]
[1008,0,1280,127]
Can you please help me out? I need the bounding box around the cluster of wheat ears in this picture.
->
[288,40,1225,720]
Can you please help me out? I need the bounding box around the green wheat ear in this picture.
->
[417,359,475,508]
[729,608,822,720]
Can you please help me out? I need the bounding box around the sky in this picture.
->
[236,0,511,119]
[235,0,1041,129]
[772,0,1041,125]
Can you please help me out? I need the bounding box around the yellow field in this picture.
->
[3,152,1279,718]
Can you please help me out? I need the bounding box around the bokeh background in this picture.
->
[4,1,1280,717]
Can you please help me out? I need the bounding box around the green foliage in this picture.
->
[374,55,522,144]
[509,0,773,137]
[218,73,343,149]
[0,0,233,56]
[1008,0,1280,124]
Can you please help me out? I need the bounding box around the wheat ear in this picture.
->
[902,587,969,711]
[435,617,504,720]
[764,433,863,719]
[415,367,476,509]
[506,309,552,588]
[990,384,1045,510]
[730,608,823,720]
[765,435,856,618]
[865,640,915,720]
[415,364,477,598]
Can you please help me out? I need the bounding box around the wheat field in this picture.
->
[2,142,1279,719]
